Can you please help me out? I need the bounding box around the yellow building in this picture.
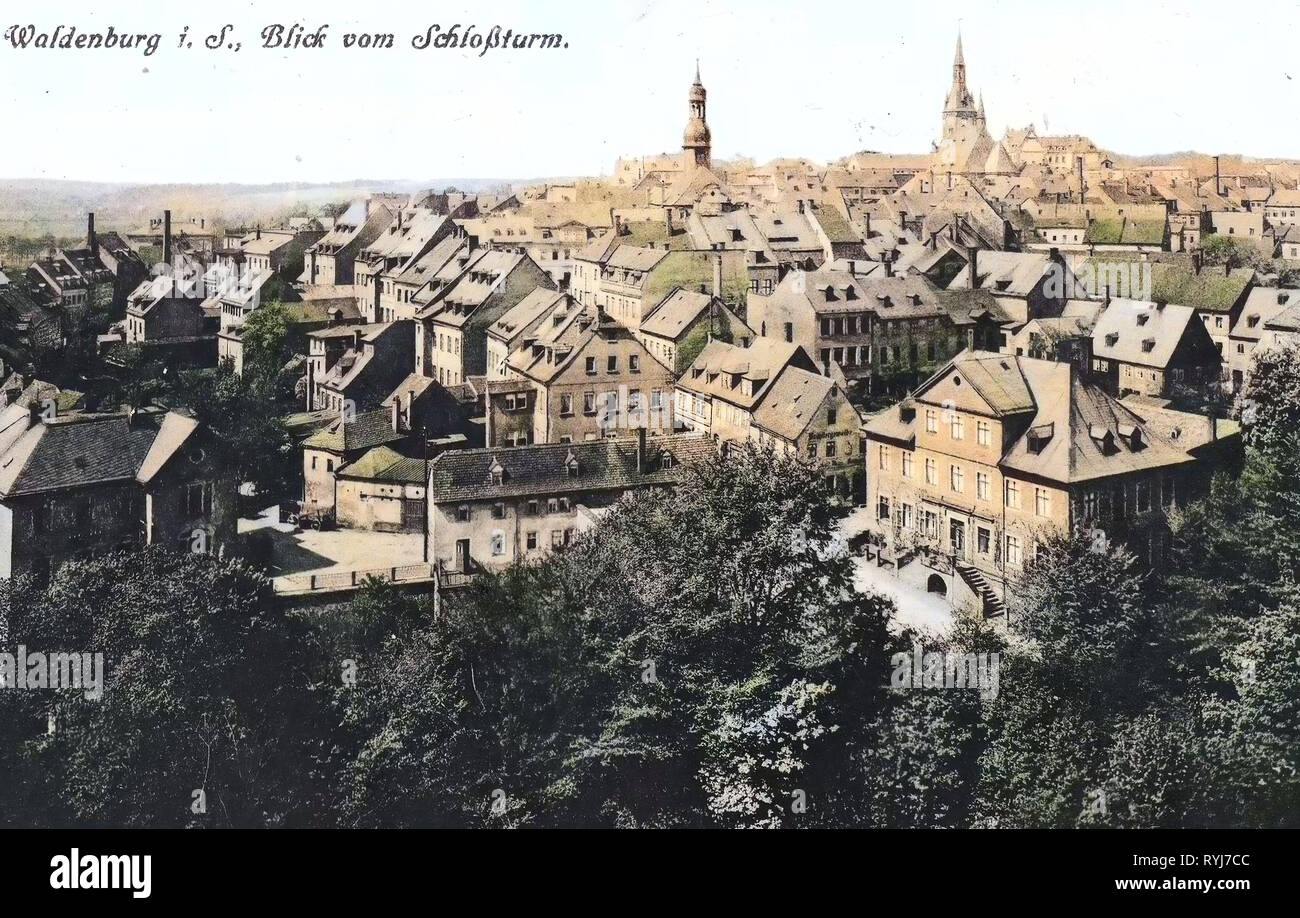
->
[863,351,1239,616]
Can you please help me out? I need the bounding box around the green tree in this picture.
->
[0,550,332,827]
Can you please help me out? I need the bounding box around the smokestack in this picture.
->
[635,425,647,474]
[864,212,872,238]
[883,251,894,278]
[87,212,98,258]
[163,210,172,266]
[256,224,262,240]
[712,252,723,299]
[1076,157,1085,199]
[1214,155,1223,196]
[966,246,978,288]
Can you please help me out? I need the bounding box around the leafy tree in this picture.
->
[0,549,332,827]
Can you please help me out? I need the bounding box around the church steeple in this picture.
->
[683,60,712,169]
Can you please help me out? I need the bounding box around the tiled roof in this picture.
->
[750,366,835,441]
[303,408,403,454]
[0,410,195,498]
[337,445,424,483]
[430,433,713,502]
[1091,299,1198,368]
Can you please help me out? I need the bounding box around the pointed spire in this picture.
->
[694,58,702,85]
[954,30,964,68]
[978,92,985,118]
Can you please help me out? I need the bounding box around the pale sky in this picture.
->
[2,0,1298,184]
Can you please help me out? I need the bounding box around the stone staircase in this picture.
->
[956,563,1006,618]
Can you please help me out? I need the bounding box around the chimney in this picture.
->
[847,259,856,274]
[466,234,478,254]
[1225,260,1232,277]
[163,210,172,266]
[883,251,894,278]
[712,252,723,299]
[200,217,205,230]
[1214,155,1222,196]
[966,246,979,288]
[256,224,262,240]
[87,212,98,259]
[635,425,647,474]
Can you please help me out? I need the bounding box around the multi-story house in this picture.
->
[1226,287,1292,393]
[417,250,555,387]
[0,407,233,579]
[354,207,458,323]
[674,338,863,499]
[636,286,753,374]
[862,351,1240,616]
[303,200,395,287]
[301,408,409,515]
[485,288,574,380]
[571,243,748,332]
[426,431,713,575]
[305,321,416,413]
[1088,299,1221,398]
[493,310,675,447]
[747,268,1005,389]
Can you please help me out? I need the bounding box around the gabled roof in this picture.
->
[303,408,403,454]
[1091,299,1199,368]
[0,410,197,499]
[750,366,836,442]
[337,445,425,483]
[430,433,713,502]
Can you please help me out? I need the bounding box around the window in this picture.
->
[629,355,640,372]
[607,355,618,373]
[925,409,937,433]
[551,530,564,548]
[527,500,538,516]
[1005,479,1020,509]
[827,406,837,426]
[950,415,964,440]
[1035,488,1050,517]
[878,445,889,471]
[925,457,937,485]
[950,465,964,493]
[547,498,559,514]
[583,392,596,415]
[585,356,597,375]
[977,527,990,554]
[492,502,505,520]
[826,440,837,458]
[491,532,506,556]
[977,420,990,446]
[976,472,990,501]
[456,505,470,522]
[902,452,913,478]
[560,394,574,416]
[877,496,891,521]
[1005,535,1022,565]
[900,503,913,528]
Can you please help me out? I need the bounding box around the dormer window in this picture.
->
[1141,337,1155,352]
[1136,313,1149,325]
[1105,332,1119,346]
[488,459,506,486]
[1026,422,1054,454]
[823,286,837,302]
[661,454,675,470]
[1248,315,1261,328]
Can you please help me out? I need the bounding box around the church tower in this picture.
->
[683,61,712,169]
[942,33,980,142]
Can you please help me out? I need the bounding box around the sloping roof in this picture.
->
[488,287,568,343]
[430,433,713,502]
[750,366,834,441]
[1091,299,1197,368]
[337,445,424,483]
[0,411,193,498]
[639,287,715,340]
[135,412,200,484]
[303,408,403,454]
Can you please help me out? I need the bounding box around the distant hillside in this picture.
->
[0,177,539,239]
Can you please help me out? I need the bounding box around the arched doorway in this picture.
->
[927,573,947,596]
